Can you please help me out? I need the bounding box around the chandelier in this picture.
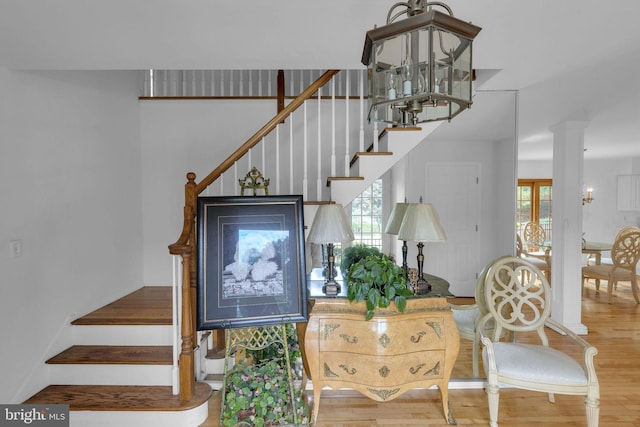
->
[362,0,481,126]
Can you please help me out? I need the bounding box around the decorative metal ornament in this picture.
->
[362,0,481,126]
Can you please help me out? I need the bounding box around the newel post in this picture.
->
[169,172,198,401]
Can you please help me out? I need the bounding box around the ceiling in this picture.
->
[2,0,640,160]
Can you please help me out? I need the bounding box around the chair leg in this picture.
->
[486,382,499,427]
[585,394,600,427]
[607,280,615,304]
[472,334,480,378]
[631,277,640,304]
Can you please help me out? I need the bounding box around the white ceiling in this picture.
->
[2,0,640,160]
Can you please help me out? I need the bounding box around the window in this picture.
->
[517,179,552,240]
[351,179,383,250]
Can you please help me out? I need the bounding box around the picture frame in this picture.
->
[196,195,308,329]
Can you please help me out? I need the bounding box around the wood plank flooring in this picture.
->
[201,278,640,426]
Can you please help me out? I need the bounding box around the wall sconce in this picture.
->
[307,203,355,296]
[397,202,447,294]
[361,0,481,126]
[582,187,594,205]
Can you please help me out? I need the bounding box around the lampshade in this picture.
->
[385,202,410,235]
[397,203,447,242]
[361,1,481,126]
[307,204,355,244]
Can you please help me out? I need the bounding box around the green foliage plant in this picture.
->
[222,358,310,426]
[346,254,413,321]
[340,244,382,277]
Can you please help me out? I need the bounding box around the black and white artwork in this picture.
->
[196,195,308,329]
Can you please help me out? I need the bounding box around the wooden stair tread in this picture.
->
[349,151,393,168]
[326,176,364,187]
[46,345,172,365]
[72,286,172,325]
[24,383,212,412]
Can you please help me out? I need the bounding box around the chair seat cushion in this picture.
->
[451,307,479,333]
[583,264,636,281]
[483,342,587,385]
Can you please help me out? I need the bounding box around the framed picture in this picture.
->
[197,195,308,329]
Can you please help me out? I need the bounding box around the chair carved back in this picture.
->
[611,230,640,271]
[484,256,551,344]
[522,222,546,252]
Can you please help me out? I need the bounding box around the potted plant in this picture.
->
[340,244,383,278]
[345,253,413,321]
[222,357,310,427]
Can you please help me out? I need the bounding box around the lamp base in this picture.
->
[414,278,431,295]
[322,280,341,297]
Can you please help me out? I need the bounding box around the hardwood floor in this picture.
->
[201,278,640,426]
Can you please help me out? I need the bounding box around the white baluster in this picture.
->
[331,76,336,177]
[275,126,280,195]
[345,71,350,176]
[289,112,294,194]
[234,162,238,196]
[359,69,365,152]
[317,85,322,201]
[229,70,234,97]
[373,122,379,152]
[261,137,266,182]
[303,101,308,200]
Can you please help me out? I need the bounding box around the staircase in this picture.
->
[24,287,212,427]
[22,70,440,426]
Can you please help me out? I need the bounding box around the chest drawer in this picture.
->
[318,315,447,355]
[320,350,444,387]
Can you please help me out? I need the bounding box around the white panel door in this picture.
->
[424,163,480,296]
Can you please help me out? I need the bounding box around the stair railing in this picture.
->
[168,69,344,400]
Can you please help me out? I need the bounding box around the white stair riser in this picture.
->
[49,364,173,386]
[204,355,234,376]
[72,325,173,346]
[69,401,209,427]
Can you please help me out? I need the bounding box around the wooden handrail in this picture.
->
[168,69,340,400]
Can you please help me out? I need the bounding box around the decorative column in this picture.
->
[550,120,589,334]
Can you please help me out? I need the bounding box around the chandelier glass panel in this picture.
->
[362,1,481,126]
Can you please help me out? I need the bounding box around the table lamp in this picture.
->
[385,202,410,280]
[397,203,447,294]
[307,203,355,296]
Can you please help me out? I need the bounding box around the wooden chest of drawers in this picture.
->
[302,297,460,424]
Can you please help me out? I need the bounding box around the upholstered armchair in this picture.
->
[478,256,599,427]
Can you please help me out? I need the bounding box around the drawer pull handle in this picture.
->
[339,364,357,375]
[339,333,358,344]
[410,363,426,374]
[411,331,426,343]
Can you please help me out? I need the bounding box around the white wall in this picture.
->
[388,136,517,293]
[0,68,143,402]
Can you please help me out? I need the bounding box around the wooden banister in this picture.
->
[168,70,340,401]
